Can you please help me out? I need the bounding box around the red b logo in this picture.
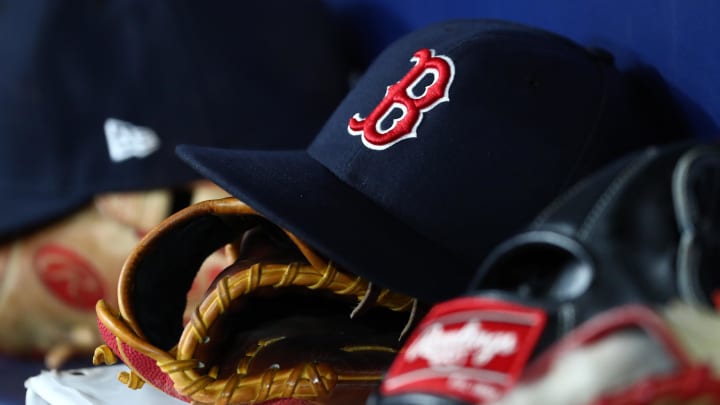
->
[348,48,455,150]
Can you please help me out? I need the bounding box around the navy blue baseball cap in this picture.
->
[177,19,672,303]
[0,0,353,237]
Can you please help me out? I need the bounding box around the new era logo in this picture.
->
[104,118,160,162]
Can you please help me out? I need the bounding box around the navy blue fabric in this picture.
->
[0,0,353,237]
[325,0,720,139]
[178,19,678,303]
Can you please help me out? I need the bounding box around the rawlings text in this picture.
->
[405,320,518,367]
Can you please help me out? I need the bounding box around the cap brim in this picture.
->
[176,145,471,302]
[0,195,91,239]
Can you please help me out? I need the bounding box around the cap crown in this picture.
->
[309,19,641,265]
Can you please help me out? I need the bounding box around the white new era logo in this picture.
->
[104,118,160,162]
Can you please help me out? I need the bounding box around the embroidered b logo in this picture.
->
[348,48,455,150]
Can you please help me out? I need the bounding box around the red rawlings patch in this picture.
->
[381,296,546,404]
[33,244,105,311]
[348,48,455,150]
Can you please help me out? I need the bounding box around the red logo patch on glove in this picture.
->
[381,296,546,404]
[34,244,105,311]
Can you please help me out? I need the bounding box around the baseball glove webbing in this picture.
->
[93,198,419,404]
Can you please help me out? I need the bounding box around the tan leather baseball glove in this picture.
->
[0,182,229,369]
[93,197,419,404]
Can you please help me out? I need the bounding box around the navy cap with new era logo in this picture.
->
[0,0,353,237]
[178,19,675,303]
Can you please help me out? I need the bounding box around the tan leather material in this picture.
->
[96,197,418,404]
[0,182,230,369]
